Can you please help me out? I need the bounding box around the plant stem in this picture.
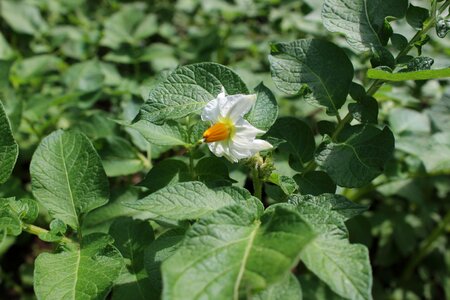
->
[22,223,74,244]
[252,167,263,200]
[401,209,450,282]
[366,0,450,97]
[189,150,196,180]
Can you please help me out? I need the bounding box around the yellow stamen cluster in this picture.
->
[203,118,235,143]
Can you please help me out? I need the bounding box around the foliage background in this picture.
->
[0,0,449,299]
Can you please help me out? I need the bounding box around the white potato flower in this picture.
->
[201,88,273,162]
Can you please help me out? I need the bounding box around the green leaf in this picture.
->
[301,238,372,300]
[124,181,252,221]
[0,0,48,35]
[265,117,315,171]
[348,96,379,124]
[195,156,235,186]
[30,130,109,230]
[130,120,189,146]
[145,228,185,295]
[83,187,157,233]
[268,173,298,196]
[63,60,105,93]
[136,63,249,124]
[162,200,315,299]
[294,171,336,196]
[109,218,157,300]
[269,39,353,113]
[246,82,278,131]
[11,55,64,83]
[0,101,18,184]
[406,4,429,30]
[38,219,67,242]
[138,159,190,193]
[253,274,302,300]
[289,195,372,300]
[322,0,408,52]
[316,125,395,188]
[388,108,430,135]
[367,68,450,81]
[34,233,124,300]
[0,197,22,236]
[97,137,146,177]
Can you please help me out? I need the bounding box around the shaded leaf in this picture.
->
[322,0,408,52]
[269,39,353,114]
[315,125,395,188]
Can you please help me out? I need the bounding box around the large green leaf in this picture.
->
[30,130,109,230]
[109,218,158,300]
[162,199,315,300]
[253,274,302,300]
[322,0,408,52]
[63,60,105,93]
[130,120,189,146]
[289,195,372,300]
[265,117,315,171]
[0,101,18,184]
[124,181,252,221]
[136,63,249,124]
[269,39,353,114]
[246,82,278,131]
[0,0,48,35]
[316,125,395,188]
[34,233,124,300]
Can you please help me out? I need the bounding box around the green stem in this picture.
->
[401,209,450,282]
[252,167,263,200]
[189,150,196,180]
[331,112,353,141]
[22,223,74,244]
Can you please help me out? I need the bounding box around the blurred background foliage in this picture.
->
[0,0,449,299]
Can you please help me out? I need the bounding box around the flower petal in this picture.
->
[248,139,273,154]
[234,119,265,138]
[218,94,257,122]
[201,98,220,122]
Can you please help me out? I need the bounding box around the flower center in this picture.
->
[203,118,235,143]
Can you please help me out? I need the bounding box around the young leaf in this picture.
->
[253,274,302,300]
[0,100,19,184]
[30,130,109,230]
[124,181,251,221]
[162,199,315,300]
[109,218,157,300]
[246,82,278,131]
[322,0,408,52]
[265,117,315,171]
[0,197,22,237]
[34,233,124,300]
[315,125,395,188]
[289,195,372,300]
[136,63,248,124]
[269,39,353,114]
[130,120,189,146]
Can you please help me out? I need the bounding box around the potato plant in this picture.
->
[0,0,449,299]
